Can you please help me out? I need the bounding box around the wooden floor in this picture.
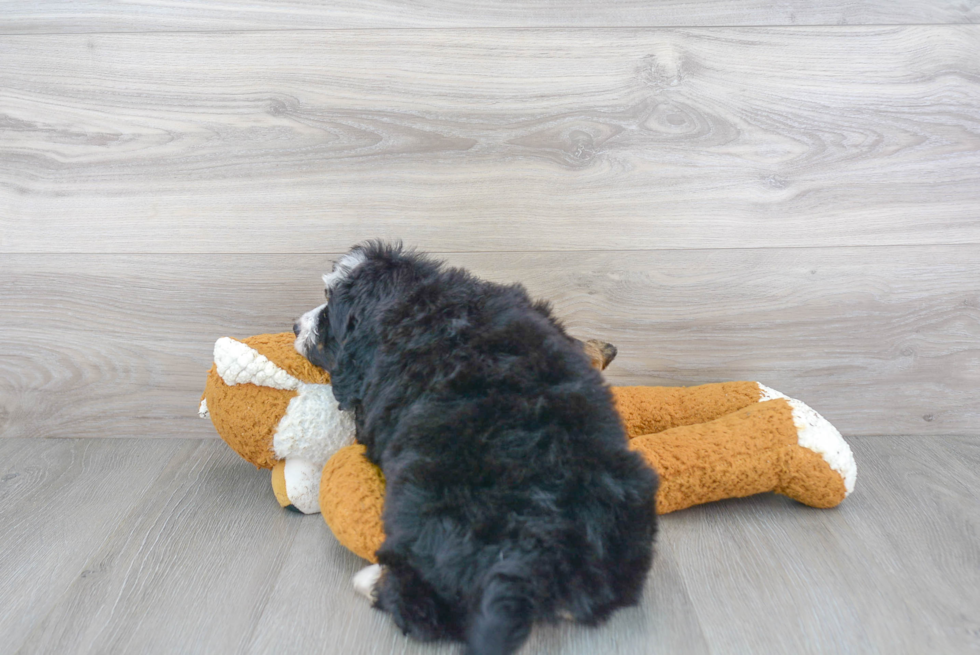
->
[2,1,979,654]
[1,435,977,654]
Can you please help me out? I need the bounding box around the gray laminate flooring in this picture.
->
[2,436,977,654]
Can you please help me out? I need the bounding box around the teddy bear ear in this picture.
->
[213,337,300,390]
[246,333,332,385]
[225,333,331,385]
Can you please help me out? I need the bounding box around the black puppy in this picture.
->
[294,242,657,655]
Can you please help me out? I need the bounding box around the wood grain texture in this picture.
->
[16,440,302,654]
[2,0,978,33]
[0,438,191,653]
[248,511,711,655]
[666,435,980,654]
[2,27,979,253]
[1,248,977,439]
[4,436,978,653]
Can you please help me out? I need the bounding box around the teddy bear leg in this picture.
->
[770,396,858,508]
[612,381,778,439]
[316,394,857,563]
[271,458,322,514]
[630,398,856,513]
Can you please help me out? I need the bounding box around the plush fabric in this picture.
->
[201,333,354,474]
[200,333,857,563]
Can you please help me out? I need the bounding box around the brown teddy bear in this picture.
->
[200,332,856,562]
[199,333,354,514]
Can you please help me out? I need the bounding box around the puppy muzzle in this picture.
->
[293,302,326,358]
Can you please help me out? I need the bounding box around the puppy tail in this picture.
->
[465,571,534,655]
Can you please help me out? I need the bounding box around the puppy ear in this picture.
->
[327,300,359,345]
[328,346,364,412]
[324,303,367,412]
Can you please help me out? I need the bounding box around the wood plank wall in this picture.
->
[1,4,978,439]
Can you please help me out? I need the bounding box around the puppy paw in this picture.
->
[353,564,383,602]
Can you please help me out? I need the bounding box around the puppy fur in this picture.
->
[295,242,658,655]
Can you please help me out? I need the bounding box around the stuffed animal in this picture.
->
[199,332,354,513]
[199,332,620,514]
[200,333,857,562]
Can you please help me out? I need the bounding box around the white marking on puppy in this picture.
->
[353,564,383,602]
[323,249,368,291]
[294,249,367,357]
[293,302,327,358]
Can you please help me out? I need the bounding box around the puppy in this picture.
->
[295,242,657,655]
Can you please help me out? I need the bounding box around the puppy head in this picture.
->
[295,242,620,379]
[293,247,368,370]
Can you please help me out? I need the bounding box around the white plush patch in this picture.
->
[757,384,857,495]
[323,249,368,291]
[353,564,383,602]
[757,382,789,402]
[272,383,356,465]
[787,398,858,496]
[294,302,327,359]
[213,337,299,390]
[198,398,209,419]
[283,458,322,514]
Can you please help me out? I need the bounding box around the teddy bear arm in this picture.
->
[320,445,387,563]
